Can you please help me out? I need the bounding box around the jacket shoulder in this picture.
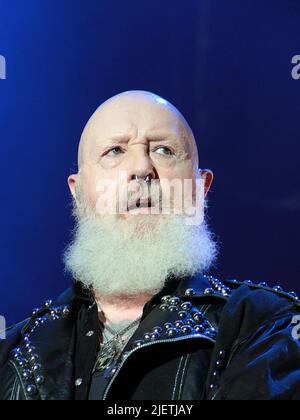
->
[0,291,77,400]
[205,277,300,400]
[212,276,300,347]
[223,277,300,311]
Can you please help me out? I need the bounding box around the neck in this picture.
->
[95,292,154,326]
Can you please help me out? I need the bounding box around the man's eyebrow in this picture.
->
[97,135,131,150]
[100,131,182,148]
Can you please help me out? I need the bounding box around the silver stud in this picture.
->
[150,332,161,341]
[32,363,42,372]
[259,282,268,288]
[32,308,40,317]
[62,307,70,316]
[36,375,45,385]
[132,340,144,349]
[54,307,62,315]
[161,295,171,304]
[169,305,179,312]
[181,325,193,335]
[143,333,151,341]
[153,326,163,334]
[244,280,253,285]
[181,302,192,311]
[75,378,83,387]
[160,304,168,311]
[18,358,28,367]
[222,287,231,296]
[273,286,283,292]
[218,350,226,359]
[166,328,177,337]
[11,348,22,358]
[178,311,188,320]
[289,291,299,299]
[185,288,196,296]
[193,312,204,323]
[174,320,184,328]
[194,324,205,333]
[26,384,37,396]
[170,297,181,306]
[29,354,38,363]
[204,288,215,295]
[216,359,223,368]
[164,322,174,330]
[186,318,195,327]
[44,300,53,308]
[22,369,32,380]
[86,330,95,337]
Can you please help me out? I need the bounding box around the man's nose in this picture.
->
[127,149,156,183]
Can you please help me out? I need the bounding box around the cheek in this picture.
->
[158,164,200,208]
[159,162,195,189]
[99,156,123,170]
[79,167,103,209]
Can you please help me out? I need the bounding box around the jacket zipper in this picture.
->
[103,334,216,400]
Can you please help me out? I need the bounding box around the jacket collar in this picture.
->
[10,271,230,400]
[56,271,230,310]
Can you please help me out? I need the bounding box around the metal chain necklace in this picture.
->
[93,316,142,374]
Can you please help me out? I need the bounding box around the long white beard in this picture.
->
[63,200,219,298]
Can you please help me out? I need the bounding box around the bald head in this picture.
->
[78,90,199,169]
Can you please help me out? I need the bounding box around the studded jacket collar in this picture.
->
[1,273,300,400]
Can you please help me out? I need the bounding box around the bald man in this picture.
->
[1,91,300,401]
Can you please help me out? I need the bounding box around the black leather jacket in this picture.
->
[1,273,300,400]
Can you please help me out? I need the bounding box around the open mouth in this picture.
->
[127,198,154,212]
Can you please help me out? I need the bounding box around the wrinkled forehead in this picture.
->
[78,95,197,166]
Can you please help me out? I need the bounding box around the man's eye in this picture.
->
[104,147,124,157]
[152,146,173,156]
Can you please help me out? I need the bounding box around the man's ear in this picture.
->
[68,174,78,201]
[200,169,214,198]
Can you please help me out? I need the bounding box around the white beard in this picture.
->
[63,199,219,298]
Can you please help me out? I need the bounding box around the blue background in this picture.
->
[0,0,299,326]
